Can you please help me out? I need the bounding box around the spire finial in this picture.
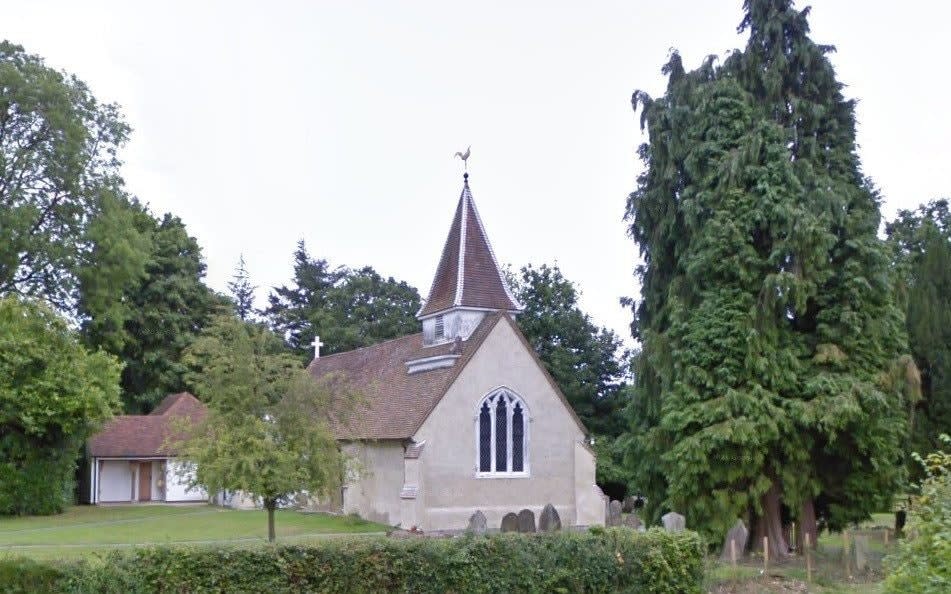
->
[463,171,469,185]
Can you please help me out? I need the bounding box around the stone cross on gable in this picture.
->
[310,336,325,359]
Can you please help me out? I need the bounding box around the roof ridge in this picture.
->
[307,331,423,368]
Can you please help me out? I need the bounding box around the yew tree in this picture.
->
[625,0,909,556]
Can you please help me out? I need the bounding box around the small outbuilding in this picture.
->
[86,392,207,504]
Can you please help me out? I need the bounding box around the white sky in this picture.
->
[6,1,950,343]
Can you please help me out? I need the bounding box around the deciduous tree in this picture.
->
[0,41,147,316]
[0,296,121,515]
[177,316,344,541]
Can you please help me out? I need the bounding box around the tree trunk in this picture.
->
[266,500,276,543]
[797,498,818,551]
[754,480,790,560]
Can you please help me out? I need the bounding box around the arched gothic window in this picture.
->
[476,389,528,476]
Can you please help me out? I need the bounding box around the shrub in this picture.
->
[884,435,951,593]
[57,528,703,593]
[0,556,66,594]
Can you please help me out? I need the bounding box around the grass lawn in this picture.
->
[0,504,387,560]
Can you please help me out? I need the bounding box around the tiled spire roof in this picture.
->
[418,174,522,318]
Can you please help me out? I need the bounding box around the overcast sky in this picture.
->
[6,1,950,344]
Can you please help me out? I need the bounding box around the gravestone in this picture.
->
[501,512,518,533]
[852,534,870,572]
[662,511,686,532]
[622,496,635,513]
[467,510,487,535]
[719,519,749,561]
[517,508,536,533]
[606,500,623,527]
[623,513,642,531]
[539,503,561,532]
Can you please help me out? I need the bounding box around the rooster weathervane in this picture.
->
[454,146,471,172]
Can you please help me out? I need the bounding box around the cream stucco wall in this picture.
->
[412,319,598,531]
[98,460,134,502]
[165,460,207,502]
[342,441,404,526]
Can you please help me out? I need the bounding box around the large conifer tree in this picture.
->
[625,0,909,555]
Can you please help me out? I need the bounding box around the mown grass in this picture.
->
[0,504,386,560]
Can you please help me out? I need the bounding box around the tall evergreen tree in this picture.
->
[265,241,421,359]
[886,199,951,467]
[82,204,227,412]
[227,254,257,321]
[625,0,909,555]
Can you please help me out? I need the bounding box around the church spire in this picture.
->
[418,173,521,343]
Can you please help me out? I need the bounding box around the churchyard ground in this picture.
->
[0,504,386,560]
[702,513,896,593]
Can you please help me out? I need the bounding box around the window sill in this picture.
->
[475,472,530,479]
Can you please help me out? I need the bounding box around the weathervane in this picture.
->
[454,146,471,172]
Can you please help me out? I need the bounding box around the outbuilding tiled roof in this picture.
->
[88,393,206,458]
[418,175,522,317]
[310,314,499,440]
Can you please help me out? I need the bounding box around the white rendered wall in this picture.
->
[413,319,591,531]
[98,460,134,502]
[164,460,207,502]
[341,441,404,526]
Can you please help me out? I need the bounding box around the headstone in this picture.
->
[623,513,642,531]
[662,512,686,532]
[622,496,635,513]
[467,510,487,535]
[517,508,536,533]
[606,500,622,527]
[501,512,519,533]
[719,519,749,561]
[539,503,562,532]
[852,534,869,572]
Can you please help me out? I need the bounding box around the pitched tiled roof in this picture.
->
[418,175,522,317]
[309,314,499,440]
[311,313,590,440]
[88,393,206,458]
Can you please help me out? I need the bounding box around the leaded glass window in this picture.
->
[512,402,524,472]
[479,401,491,472]
[475,389,528,476]
[495,398,507,471]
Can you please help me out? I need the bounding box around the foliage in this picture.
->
[0,41,147,316]
[886,200,951,469]
[0,556,66,593]
[508,263,633,493]
[265,240,421,360]
[0,297,120,515]
[884,435,951,593]
[54,528,703,594]
[84,206,227,413]
[227,254,257,322]
[624,0,908,552]
[178,315,344,541]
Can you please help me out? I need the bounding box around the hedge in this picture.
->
[11,528,703,594]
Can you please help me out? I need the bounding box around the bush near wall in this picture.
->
[50,528,702,594]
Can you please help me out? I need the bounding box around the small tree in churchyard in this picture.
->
[177,315,344,541]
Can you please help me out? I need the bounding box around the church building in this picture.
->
[309,173,606,531]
